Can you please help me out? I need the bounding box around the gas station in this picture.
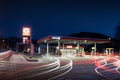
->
[37,36,111,56]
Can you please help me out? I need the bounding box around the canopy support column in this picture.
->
[94,43,97,56]
[47,42,49,56]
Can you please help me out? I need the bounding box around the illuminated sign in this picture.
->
[67,46,72,48]
[22,27,31,44]
[22,27,31,36]
[52,36,60,40]
[22,36,30,44]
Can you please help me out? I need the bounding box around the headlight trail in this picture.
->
[4,56,60,80]
[17,57,60,80]
[0,50,12,61]
[95,58,108,78]
[16,56,72,80]
[95,56,120,79]
[0,53,73,80]
[49,57,73,80]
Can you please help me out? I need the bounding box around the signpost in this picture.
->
[22,27,34,55]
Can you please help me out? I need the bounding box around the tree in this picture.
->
[69,32,109,39]
[6,37,21,50]
[114,24,120,41]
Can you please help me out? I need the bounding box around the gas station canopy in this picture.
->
[37,36,111,44]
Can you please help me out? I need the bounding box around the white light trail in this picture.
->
[49,57,73,80]
[0,54,73,80]
[18,56,73,80]
[18,57,60,79]
[95,56,120,79]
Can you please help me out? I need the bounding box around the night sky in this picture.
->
[0,0,120,39]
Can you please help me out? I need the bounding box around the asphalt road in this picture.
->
[0,53,72,80]
[0,53,120,80]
